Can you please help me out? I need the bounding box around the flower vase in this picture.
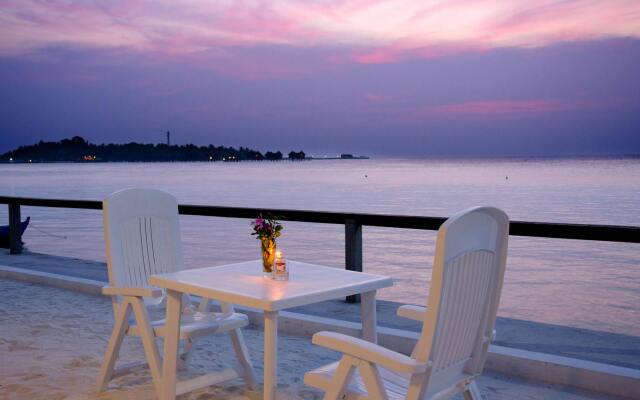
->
[261,238,276,273]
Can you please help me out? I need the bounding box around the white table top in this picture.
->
[149,260,393,311]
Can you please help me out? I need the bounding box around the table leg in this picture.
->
[160,289,183,400]
[263,310,278,400]
[361,290,377,343]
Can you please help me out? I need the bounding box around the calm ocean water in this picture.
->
[1,158,639,336]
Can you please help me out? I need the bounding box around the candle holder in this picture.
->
[272,250,289,281]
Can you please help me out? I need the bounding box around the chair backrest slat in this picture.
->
[103,189,183,289]
[432,249,495,370]
[413,207,509,381]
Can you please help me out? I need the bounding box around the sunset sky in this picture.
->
[1,0,639,156]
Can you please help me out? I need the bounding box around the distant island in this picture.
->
[0,136,370,163]
[0,136,330,163]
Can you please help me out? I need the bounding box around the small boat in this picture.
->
[0,217,30,248]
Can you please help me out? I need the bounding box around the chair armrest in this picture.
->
[102,286,163,298]
[197,297,210,312]
[312,331,428,374]
[397,305,427,322]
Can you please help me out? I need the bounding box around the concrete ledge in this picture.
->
[2,265,638,399]
[486,345,640,399]
[0,265,103,296]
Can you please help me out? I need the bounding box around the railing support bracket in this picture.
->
[345,219,363,303]
[8,202,22,255]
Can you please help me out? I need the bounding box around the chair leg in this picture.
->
[229,328,258,390]
[405,372,428,400]
[130,297,163,395]
[323,355,357,400]
[359,361,388,400]
[97,301,131,391]
[197,297,210,312]
[219,301,258,390]
[180,338,196,369]
[463,381,483,400]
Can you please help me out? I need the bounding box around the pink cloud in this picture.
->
[353,49,397,64]
[351,41,488,64]
[484,1,640,47]
[417,98,630,117]
[0,0,639,69]
[364,92,385,101]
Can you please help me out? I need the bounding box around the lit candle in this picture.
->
[272,250,288,280]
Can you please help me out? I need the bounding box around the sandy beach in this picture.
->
[0,279,620,400]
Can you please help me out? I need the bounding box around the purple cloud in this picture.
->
[0,2,639,157]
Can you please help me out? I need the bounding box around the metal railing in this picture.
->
[2,195,639,302]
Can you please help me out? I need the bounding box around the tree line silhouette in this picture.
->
[1,136,307,162]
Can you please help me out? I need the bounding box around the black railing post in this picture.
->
[8,201,22,254]
[345,218,363,303]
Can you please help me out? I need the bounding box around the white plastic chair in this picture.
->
[304,207,509,400]
[97,188,257,395]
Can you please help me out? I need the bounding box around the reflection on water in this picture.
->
[1,158,639,335]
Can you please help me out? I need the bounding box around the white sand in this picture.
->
[0,279,619,400]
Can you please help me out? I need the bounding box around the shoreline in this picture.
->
[0,158,371,164]
[2,155,640,164]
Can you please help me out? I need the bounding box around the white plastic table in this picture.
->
[149,260,393,400]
